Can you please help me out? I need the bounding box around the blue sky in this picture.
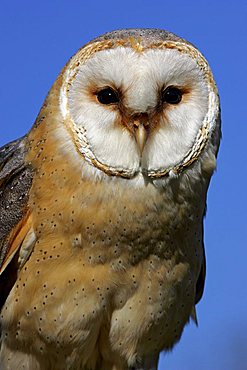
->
[1,1,246,369]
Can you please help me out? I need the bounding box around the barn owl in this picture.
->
[0,29,221,370]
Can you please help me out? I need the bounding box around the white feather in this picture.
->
[62,46,213,176]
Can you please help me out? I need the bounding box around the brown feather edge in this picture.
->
[0,212,32,275]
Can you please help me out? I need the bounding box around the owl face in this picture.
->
[60,36,219,179]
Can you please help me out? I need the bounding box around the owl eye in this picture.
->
[96,87,119,105]
[162,86,182,104]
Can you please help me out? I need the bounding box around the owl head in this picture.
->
[35,29,221,182]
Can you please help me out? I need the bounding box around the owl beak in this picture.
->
[133,118,149,154]
[135,124,148,153]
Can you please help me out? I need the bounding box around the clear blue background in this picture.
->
[0,1,246,369]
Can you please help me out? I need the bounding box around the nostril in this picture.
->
[132,113,150,129]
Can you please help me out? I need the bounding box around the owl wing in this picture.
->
[195,242,206,305]
[0,136,34,309]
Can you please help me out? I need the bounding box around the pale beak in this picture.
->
[134,121,149,153]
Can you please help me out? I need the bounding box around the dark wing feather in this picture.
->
[0,136,34,308]
[195,242,206,305]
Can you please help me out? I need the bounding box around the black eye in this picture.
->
[96,87,119,105]
[162,86,182,104]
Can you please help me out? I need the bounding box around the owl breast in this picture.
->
[1,142,205,368]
